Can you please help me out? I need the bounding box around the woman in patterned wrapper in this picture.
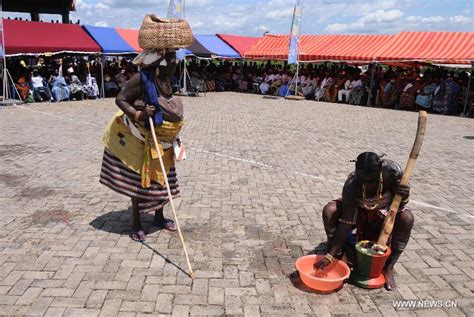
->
[100,47,185,242]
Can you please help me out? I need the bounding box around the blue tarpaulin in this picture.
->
[187,35,240,59]
[83,25,136,54]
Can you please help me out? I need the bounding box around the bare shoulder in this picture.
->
[116,73,142,104]
[342,172,357,196]
[382,159,403,179]
[127,73,141,87]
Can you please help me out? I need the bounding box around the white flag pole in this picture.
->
[286,0,304,100]
[294,0,303,97]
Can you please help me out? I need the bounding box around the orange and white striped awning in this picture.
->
[374,32,474,64]
[244,34,290,60]
[244,34,394,62]
[303,34,393,62]
[244,32,473,64]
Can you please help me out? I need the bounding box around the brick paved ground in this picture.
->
[0,92,473,316]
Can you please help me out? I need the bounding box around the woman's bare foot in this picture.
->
[383,266,396,291]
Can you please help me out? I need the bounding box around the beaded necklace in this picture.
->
[361,171,384,210]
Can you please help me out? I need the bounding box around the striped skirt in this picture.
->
[100,148,180,214]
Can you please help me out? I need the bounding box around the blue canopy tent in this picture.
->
[83,25,136,54]
[82,25,137,98]
[186,34,240,59]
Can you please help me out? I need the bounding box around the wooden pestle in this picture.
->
[377,110,427,248]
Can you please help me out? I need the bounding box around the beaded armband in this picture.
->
[338,218,354,225]
[324,253,335,263]
[134,111,142,122]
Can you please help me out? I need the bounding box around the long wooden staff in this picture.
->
[377,110,427,248]
[148,117,195,279]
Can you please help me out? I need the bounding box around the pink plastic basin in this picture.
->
[295,255,351,292]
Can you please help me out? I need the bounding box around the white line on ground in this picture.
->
[12,105,473,220]
[188,147,474,220]
[13,104,99,127]
[188,148,344,185]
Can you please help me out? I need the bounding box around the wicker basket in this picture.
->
[138,14,194,50]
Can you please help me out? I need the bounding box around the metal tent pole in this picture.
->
[285,71,296,97]
[6,68,20,99]
[294,61,300,96]
[2,65,6,101]
[463,69,472,115]
[101,55,105,98]
[239,60,243,92]
[183,60,187,94]
[367,60,376,106]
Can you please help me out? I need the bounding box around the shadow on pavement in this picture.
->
[90,209,191,278]
[142,243,192,279]
[89,208,160,235]
[307,241,329,255]
[289,270,344,294]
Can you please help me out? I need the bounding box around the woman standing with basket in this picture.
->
[100,15,193,242]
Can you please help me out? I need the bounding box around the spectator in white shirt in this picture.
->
[315,73,332,101]
[31,70,53,102]
[260,81,270,94]
[338,76,353,103]
[351,78,362,89]
[260,72,272,94]
[301,75,316,99]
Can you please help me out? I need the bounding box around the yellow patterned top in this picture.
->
[102,110,184,188]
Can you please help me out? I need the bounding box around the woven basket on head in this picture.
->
[138,14,194,50]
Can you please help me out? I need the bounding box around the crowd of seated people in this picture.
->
[8,56,137,103]
[7,56,472,116]
[184,60,472,116]
[374,69,468,115]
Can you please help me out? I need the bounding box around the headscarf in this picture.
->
[132,50,164,68]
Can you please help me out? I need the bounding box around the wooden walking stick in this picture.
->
[377,110,427,249]
[148,117,195,279]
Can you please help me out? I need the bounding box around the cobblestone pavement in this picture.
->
[0,92,473,316]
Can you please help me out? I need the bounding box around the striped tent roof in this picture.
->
[375,32,474,64]
[244,35,289,60]
[245,32,473,64]
[244,34,394,62]
[304,34,393,62]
